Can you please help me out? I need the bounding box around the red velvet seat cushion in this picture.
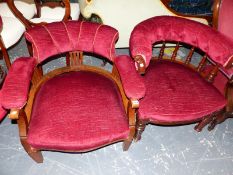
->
[28,71,129,151]
[138,61,227,123]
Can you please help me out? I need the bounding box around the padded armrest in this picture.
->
[115,55,146,99]
[1,57,36,109]
[0,91,7,122]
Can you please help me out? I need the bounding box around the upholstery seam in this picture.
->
[92,24,103,53]
[42,25,60,54]
[77,20,84,48]
[110,32,118,61]
[62,21,75,50]
[25,32,39,63]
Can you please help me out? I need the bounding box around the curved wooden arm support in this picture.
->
[7,0,71,29]
[134,55,146,74]
[9,109,20,120]
[127,99,139,126]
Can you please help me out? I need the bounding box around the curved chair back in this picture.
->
[25,21,118,64]
[130,16,233,72]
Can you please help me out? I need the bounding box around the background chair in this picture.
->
[168,0,214,16]
[0,0,35,69]
[7,0,80,29]
[0,21,143,163]
[126,0,233,141]
[79,0,211,48]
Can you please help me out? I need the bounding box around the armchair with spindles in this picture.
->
[124,0,233,141]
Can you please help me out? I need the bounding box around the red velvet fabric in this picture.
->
[25,21,119,64]
[1,57,36,109]
[0,91,7,122]
[138,61,226,123]
[28,71,129,151]
[115,55,146,99]
[218,0,233,40]
[130,16,233,68]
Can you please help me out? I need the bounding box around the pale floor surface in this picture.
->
[0,38,233,175]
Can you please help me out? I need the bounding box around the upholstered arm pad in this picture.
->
[130,16,233,68]
[1,57,36,109]
[115,55,146,99]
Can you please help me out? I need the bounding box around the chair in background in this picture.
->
[79,0,211,48]
[7,0,80,29]
[126,0,233,141]
[0,21,143,163]
[168,0,214,16]
[0,0,35,69]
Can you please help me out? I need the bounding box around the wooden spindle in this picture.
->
[171,42,180,61]
[197,54,207,72]
[158,42,166,60]
[185,47,195,65]
[206,64,219,82]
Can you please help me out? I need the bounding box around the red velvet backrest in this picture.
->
[130,16,233,69]
[218,0,233,40]
[25,21,119,63]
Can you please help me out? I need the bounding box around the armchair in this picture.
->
[79,0,210,48]
[0,21,143,163]
[128,0,233,141]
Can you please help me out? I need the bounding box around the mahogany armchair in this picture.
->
[128,0,233,141]
[0,21,145,163]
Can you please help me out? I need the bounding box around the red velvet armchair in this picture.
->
[128,0,233,141]
[0,21,145,163]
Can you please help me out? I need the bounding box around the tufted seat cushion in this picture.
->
[27,71,129,151]
[138,61,227,123]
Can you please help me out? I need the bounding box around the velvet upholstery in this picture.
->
[115,55,146,99]
[25,21,119,63]
[138,61,227,122]
[130,16,233,69]
[1,57,36,109]
[28,71,129,150]
[0,91,7,122]
[218,0,233,40]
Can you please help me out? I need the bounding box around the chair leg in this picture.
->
[194,114,215,132]
[134,120,146,142]
[20,137,43,163]
[208,112,233,131]
[123,139,132,151]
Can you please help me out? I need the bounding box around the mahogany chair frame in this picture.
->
[8,51,137,163]
[133,40,232,141]
[0,33,11,69]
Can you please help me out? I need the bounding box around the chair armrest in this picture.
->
[115,55,146,99]
[0,91,7,122]
[1,57,36,109]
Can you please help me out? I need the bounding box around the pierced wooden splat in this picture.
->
[185,46,195,65]
[69,51,83,66]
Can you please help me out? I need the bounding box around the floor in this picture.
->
[1,38,233,175]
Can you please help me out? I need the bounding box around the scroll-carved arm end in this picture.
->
[134,55,146,74]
